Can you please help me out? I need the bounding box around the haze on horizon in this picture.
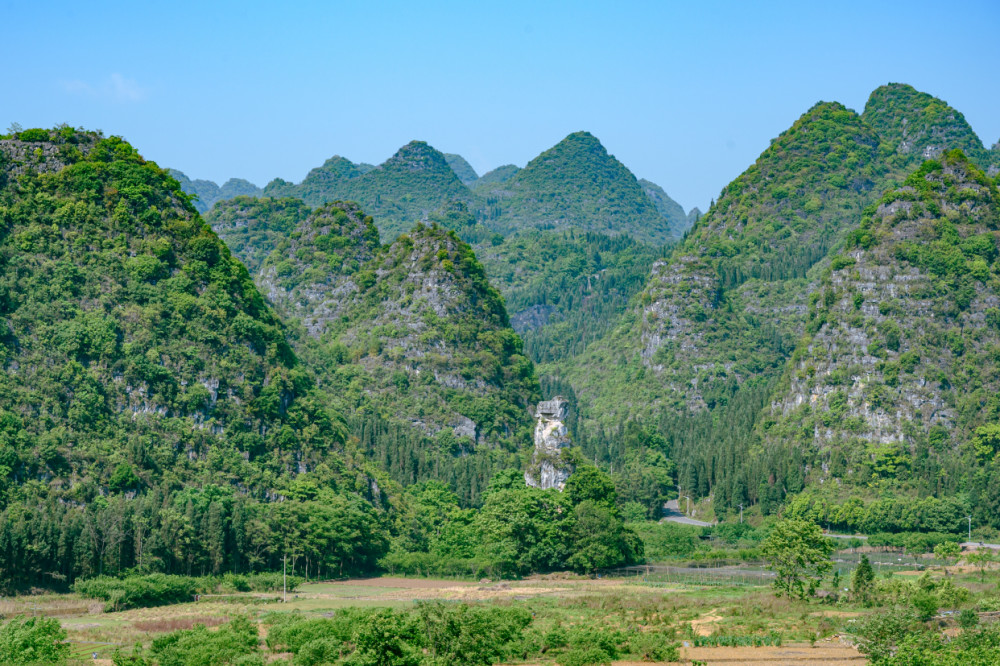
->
[3,0,998,211]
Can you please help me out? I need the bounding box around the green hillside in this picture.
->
[473,164,520,191]
[569,102,886,420]
[0,128,387,587]
[477,230,666,364]
[760,151,1000,529]
[256,201,380,337]
[262,155,363,205]
[862,83,992,170]
[562,89,1000,518]
[211,196,541,503]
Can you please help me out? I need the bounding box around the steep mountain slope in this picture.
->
[345,142,475,239]
[560,87,1000,518]
[761,152,1000,513]
[570,102,886,417]
[477,230,666,363]
[211,196,540,502]
[0,129,350,488]
[480,132,674,244]
[444,153,478,185]
[261,217,539,445]
[862,83,992,170]
[262,155,363,205]
[205,195,312,273]
[638,178,691,238]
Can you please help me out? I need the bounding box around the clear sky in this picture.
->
[3,0,998,211]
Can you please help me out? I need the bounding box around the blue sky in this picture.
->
[3,0,998,211]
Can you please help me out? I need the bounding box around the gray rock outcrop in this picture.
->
[524,397,574,490]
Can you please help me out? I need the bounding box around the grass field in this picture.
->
[4,573,884,664]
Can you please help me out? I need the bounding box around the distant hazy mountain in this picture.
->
[638,178,690,238]
[168,168,262,212]
[258,142,474,240]
[478,132,677,244]
[444,153,479,185]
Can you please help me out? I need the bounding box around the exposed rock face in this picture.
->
[256,201,379,337]
[525,397,574,490]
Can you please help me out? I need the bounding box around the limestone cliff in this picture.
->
[525,398,574,490]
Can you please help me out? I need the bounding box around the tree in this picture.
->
[966,549,995,582]
[761,518,834,599]
[851,554,876,606]
[933,541,961,562]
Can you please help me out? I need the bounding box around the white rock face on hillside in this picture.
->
[525,397,574,490]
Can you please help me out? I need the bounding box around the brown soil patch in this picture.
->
[132,615,228,632]
[677,643,864,664]
[689,608,722,636]
[334,577,475,589]
[809,610,863,618]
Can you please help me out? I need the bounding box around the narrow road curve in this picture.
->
[662,499,713,527]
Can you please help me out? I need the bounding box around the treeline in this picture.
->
[348,412,519,507]
[0,483,387,593]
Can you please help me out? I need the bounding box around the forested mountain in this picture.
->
[569,102,886,420]
[254,201,380,337]
[261,156,364,204]
[168,169,262,213]
[210,194,541,503]
[478,132,678,244]
[760,151,1000,528]
[205,196,312,273]
[0,128,389,586]
[477,230,667,364]
[560,86,1000,519]
[444,153,478,185]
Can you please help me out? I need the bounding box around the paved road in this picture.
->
[661,499,713,527]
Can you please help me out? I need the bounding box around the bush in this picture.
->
[625,632,679,661]
[74,574,200,611]
[74,572,303,611]
[150,615,261,666]
[557,647,613,666]
[959,609,980,629]
[0,616,69,664]
[17,128,50,142]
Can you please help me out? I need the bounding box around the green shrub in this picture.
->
[74,574,199,611]
[959,609,980,629]
[17,128,50,142]
[557,647,613,666]
[625,632,679,661]
[150,615,260,666]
